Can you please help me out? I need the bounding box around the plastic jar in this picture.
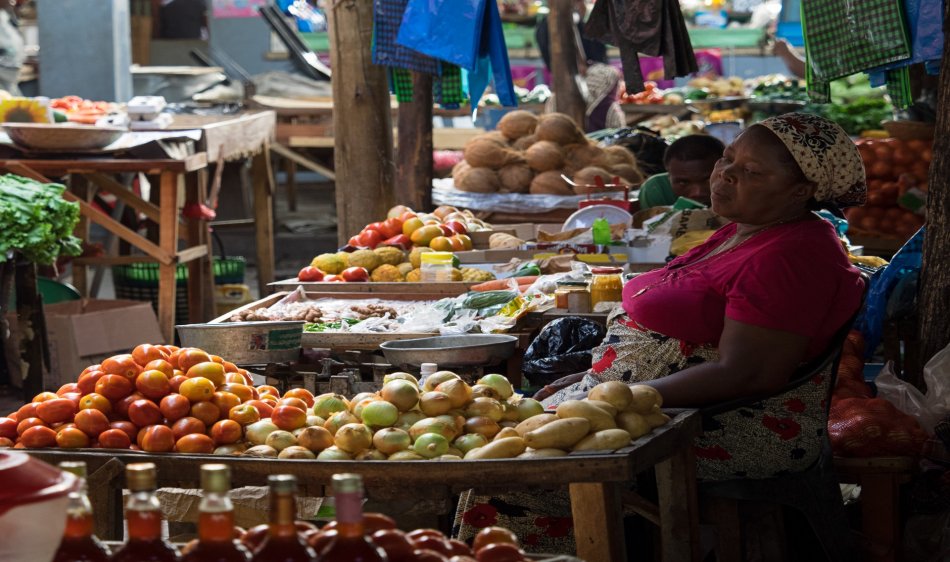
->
[589,267,624,308]
[420,252,455,282]
[555,280,591,312]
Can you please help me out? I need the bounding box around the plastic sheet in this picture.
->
[522,317,607,386]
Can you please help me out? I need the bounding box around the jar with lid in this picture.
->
[554,280,591,313]
[420,252,454,282]
[589,267,624,308]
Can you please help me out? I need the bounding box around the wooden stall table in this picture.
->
[27,408,702,562]
[162,111,278,296]
[0,154,210,343]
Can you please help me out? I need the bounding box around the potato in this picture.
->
[524,418,590,449]
[616,411,652,439]
[571,429,632,452]
[514,413,558,436]
[517,448,568,459]
[493,427,520,441]
[556,400,616,431]
[627,385,663,414]
[464,436,526,459]
[585,399,618,417]
[644,411,671,429]
[588,381,634,411]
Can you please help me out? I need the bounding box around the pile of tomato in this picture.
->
[49,96,114,124]
[619,81,665,105]
[846,137,929,241]
[0,344,308,453]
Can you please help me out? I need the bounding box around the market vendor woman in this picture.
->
[457,113,867,549]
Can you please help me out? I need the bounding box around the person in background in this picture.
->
[159,0,207,40]
[773,38,806,79]
[638,134,725,208]
[0,0,23,95]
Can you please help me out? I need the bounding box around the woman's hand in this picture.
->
[533,372,587,401]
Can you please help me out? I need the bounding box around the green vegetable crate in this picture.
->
[112,258,245,326]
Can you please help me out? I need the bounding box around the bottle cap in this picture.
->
[58,461,87,479]
[126,463,157,492]
[332,473,363,494]
[590,266,623,275]
[419,363,438,375]
[200,464,231,494]
[421,252,454,265]
[268,474,297,494]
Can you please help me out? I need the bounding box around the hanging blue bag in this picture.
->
[396,0,487,71]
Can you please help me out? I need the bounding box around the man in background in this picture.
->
[0,0,23,94]
[638,134,725,209]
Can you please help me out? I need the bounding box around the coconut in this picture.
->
[529,170,573,195]
[603,145,638,167]
[512,133,538,151]
[497,110,539,140]
[483,130,511,145]
[572,166,615,195]
[456,167,500,193]
[498,163,534,193]
[451,160,471,186]
[563,142,609,173]
[536,113,585,145]
[463,136,521,169]
[525,140,565,172]
[610,164,644,185]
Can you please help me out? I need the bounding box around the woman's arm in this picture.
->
[642,317,810,407]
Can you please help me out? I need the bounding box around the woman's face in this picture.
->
[709,127,816,225]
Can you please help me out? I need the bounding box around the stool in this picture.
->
[834,456,916,562]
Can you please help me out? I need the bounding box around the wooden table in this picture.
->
[0,155,211,343]
[164,112,278,296]
[26,408,702,562]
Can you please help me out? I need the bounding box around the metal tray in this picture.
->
[176,321,304,364]
[379,334,518,369]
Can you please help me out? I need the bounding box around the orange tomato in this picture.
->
[210,419,242,445]
[276,397,308,411]
[170,416,207,440]
[56,427,90,449]
[132,344,168,366]
[190,401,221,426]
[219,383,255,403]
[245,400,273,420]
[127,399,163,427]
[175,433,215,454]
[97,428,131,449]
[159,394,191,421]
[257,385,280,397]
[211,391,241,415]
[17,417,46,435]
[472,527,519,553]
[114,392,146,419]
[109,421,139,441]
[222,361,239,373]
[0,417,16,440]
[143,359,175,378]
[78,393,112,415]
[35,398,77,425]
[228,404,260,426]
[32,392,59,403]
[283,388,315,408]
[74,408,110,438]
[137,424,175,453]
[16,403,38,421]
[0,437,13,448]
[169,374,188,394]
[100,354,143,381]
[135,370,171,400]
[474,542,525,562]
[94,374,134,402]
[20,425,57,448]
[180,377,215,402]
[447,236,466,252]
[186,362,226,387]
[77,370,106,396]
[177,348,213,373]
[271,405,307,431]
[57,383,79,396]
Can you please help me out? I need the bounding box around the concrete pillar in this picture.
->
[37,0,132,101]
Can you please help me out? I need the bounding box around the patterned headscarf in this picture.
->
[755,112,867,207]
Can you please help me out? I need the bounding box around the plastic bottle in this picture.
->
[420,252,455,282]
[418,363,438,387]
[592,218,611,246]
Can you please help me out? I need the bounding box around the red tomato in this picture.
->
[0,417,17,440]
[356,229,383,249]
[137,424,175,452]
[19,426,57,448]
[341,266,370,282]
[74,409,111,438]
[35,398,77,425]
[160,393,191,421]
[97,428,131,449]
[298,266,325,282]
[323,274,344,282]
[381,234,411,251]
[475,543,525,562]
[380,217,404,238]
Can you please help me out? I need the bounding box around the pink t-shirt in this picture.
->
[622,219,864,359]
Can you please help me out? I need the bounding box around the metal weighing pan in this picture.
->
[176,321,304,365]
[380,334,518,369]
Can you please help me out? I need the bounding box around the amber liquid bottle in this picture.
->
[111,462,181,562]
[316,474,387,562]
[52,461,111,562]
[251,474,316,562]
[182,464,251,562]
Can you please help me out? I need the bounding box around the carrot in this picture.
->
[470,275,539,292]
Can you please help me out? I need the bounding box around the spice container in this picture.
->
[589,267,624,308]
[420,252,455,282]
[554,280,591,313]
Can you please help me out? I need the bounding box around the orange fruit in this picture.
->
[211,391,241,415]
[186,362,226,387]
[177,348,213,373]
[97,428,131,449]
[170,416,207,440]
[74,409,110,438]
[131,344,168,366]
[283,388,315,408]
[222,361,239,373]
[32,392,59,403]
[56,427,90,449]
[175,433,215,454]
[135,370,171,400]
[179,377,215,402]
[137,424,175,453]
[100,354,143,381]
[402,217,424,236]
[77,370,106,395]
[210,420,242,445]
[78,393,112,415]
[94,374,134,402]
[218,383,255,403]
[159,394,191,422]
[190,401,221,426]
[143,359,174,378]
[19,425,56,448]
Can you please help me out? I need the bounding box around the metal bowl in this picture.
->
[176,321,304,365]
[380,334,518,369]
[3,123,125,151]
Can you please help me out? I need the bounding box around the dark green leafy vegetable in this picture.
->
[0,174,81,264]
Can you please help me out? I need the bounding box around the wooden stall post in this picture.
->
[14,260,47,398]
[396,72,434,212]
[327,0,396,246]
[547,0,586,128]
[919,2,950,372]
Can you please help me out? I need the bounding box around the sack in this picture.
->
[522,317,607,386]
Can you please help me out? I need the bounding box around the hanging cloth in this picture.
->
[585,0,697,94]
[372,0,441,75]
[396,0,517,107]
[390,62,466,109]
[866,0,944,106]
[801,0,912,104]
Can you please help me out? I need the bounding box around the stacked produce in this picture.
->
[0,344,670,459]
[619,76,746,105]
[846,137,929,241]
[0,174,82,264]
[452,111,644,196]
[828,331,929,457]
[298,205,496,283]
[49,95,116,124]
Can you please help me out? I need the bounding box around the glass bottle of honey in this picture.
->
[111,462,180,562]
[52,461,111,562]
[316,474,387,562]
[251,475,315,562]
[182,464,251,562]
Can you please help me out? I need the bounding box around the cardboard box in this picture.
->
[44,299,165,389]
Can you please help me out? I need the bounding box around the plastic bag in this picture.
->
[874,361,942,432]
[921,341,950,423]
[397,0,486,70]
[522,317,607,386]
